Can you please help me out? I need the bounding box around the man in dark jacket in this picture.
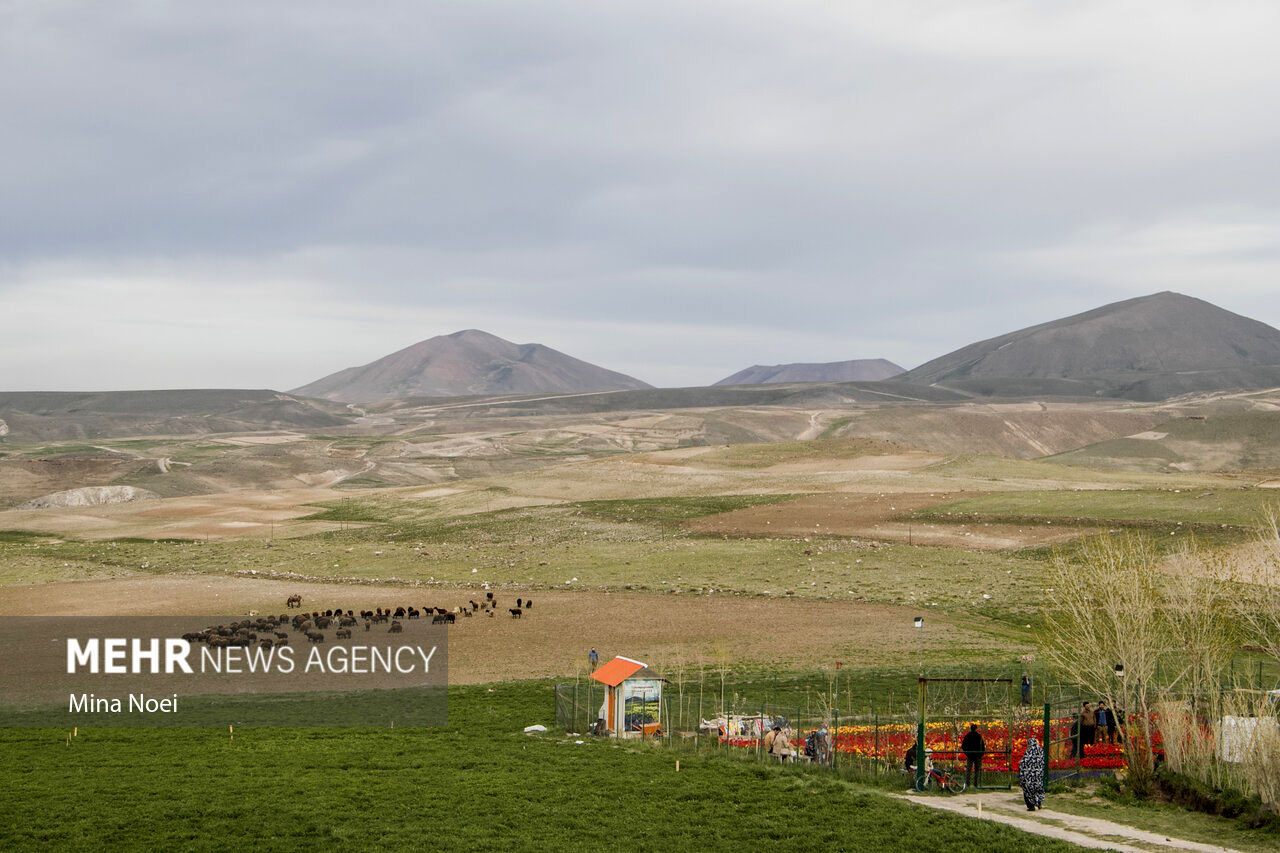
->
[961,723,985,788]
[1081,702,1097,748]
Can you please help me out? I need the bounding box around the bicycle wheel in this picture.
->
[945,772,966,794]
[914,772,934,793]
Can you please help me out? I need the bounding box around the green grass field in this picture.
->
[0,512,1048,620]
[913,488,1275,530]
[0,680,1084,852]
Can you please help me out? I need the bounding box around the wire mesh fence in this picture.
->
[554,657,1279,792]
[552,666,1085,788]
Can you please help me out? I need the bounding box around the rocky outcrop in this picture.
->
[16,485,159,510]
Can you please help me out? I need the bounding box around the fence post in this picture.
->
[916,677,927,792]
[833,708,839,773]
[1042,702,1050,776]
[759,704,765,763]
[873,713,879,779]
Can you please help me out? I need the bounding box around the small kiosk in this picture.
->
[590,655,664,738]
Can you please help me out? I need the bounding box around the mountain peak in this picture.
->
[901,292,1280,398]
[714,358,905,386]
[291,330,651,403]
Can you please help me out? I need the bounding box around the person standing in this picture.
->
[1021,675,1032,705]
[588,647,599,670]
[1095,702,1110,744]
[960,723,986,789]
[817,726,832,766]
[770,725,793,763]
[1080,702,1097,749]
[1019,738,1047,811]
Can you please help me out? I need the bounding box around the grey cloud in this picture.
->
[2,2,1280,389]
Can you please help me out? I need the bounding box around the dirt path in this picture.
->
[903,791,1244,852]
[797,411,825,440]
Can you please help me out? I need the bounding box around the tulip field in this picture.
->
[724,715,1139,775]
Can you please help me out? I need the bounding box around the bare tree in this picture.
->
[1231,511,1280,666]
[1040,533,1171,791]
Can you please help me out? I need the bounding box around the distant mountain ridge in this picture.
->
[714,359,905,386]
[0,389,350,441]
[899,291,1280,400]
[291,329,651,403]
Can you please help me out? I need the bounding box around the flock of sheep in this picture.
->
[181,591,533,648]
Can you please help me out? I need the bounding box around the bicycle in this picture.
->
[913,752,967,793]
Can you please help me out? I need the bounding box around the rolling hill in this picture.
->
[714,359,905,386]
[0,389,352,441]
[291,330,651,403]
[900,291,1280,400]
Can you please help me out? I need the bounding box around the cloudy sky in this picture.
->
[4,1,1280,391]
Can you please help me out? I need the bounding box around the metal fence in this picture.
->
[552,669,1083,789]
[553,660,1277,791]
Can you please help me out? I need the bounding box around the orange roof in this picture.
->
[589,656,647,687]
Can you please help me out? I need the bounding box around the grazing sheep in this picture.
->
[286,594,302,609]
[336,628,352,639]
[524,599,532,609]
[259,638,274,648]
[275,631,288,640]
[388,620,403,634]
[306,631,324,643]
[486,591,494,601]
[509,608,522,619]
[276,637,289,646]
[517,598,523,608]
[393,606,406,619]
[365,620,372,632]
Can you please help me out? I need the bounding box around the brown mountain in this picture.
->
[714,359,905,386]
[900,291,1280,400]
[291,329,651,403]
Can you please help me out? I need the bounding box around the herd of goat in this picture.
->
[182,591,532,648]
